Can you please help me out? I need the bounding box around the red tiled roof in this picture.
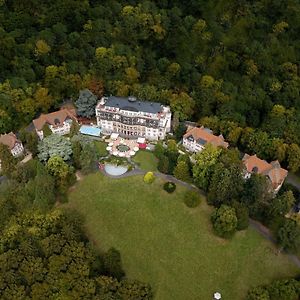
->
[33,108,77,131]
[0,132,20,150]
[242,154,288,190]
[183,126,229,148]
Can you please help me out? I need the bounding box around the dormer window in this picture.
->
[187,135,194,142]
[197,138,207,146]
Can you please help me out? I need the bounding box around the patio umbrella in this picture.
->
[108,142,114,146]
[133,146,139,152]
[106,146,112,151]
[214,292,221,300]
[119,152,125,157]
[129,151,135,156]
[112,151,118,156]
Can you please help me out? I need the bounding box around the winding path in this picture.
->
[99,166,300,268]
[287,173,300,191]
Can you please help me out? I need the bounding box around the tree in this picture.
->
[269,191,295,220]
[35,40,51,56]
[157,155,169,174]
[69,121,80,137]
[118,279,153,299]
[174,122,186,141]
[268,279,300,300]
[247,286,270,300]
[46,156,69,181]
[75,89,98,118]
[192,144,222,191]
[34,87,54,112]
[46,156,75,193]
[173,160,191,182]
[42,124,52,138]
[38,134,72,162]
[0,143,16,176]
[184,190,201,208]
[143,172,155,184]
[72,139,82,169]
[103,248,125,281]
[170,92,195,121]
[207,163,244,206]
[165,140,179,174]
[286,143,300,172]
[82,75,104,98]
[241,174,273,221]
[277,219,300,253]
[232,202,249,230]
[33,161,55,210]
[154,141,165,159]
[20,130,39,157]
[211,205,237,238]
[79,143,98,174]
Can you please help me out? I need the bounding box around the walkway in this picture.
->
[249,219,300,268]
[287,173,300,191]
[100,167,145,179]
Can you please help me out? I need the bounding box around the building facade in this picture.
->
[33,108,77,140]
[96,96,171,140]
[0,132,24,170]
[182,126,229,153]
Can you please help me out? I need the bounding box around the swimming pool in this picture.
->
[79,125,102,137]
[104,164,128,176]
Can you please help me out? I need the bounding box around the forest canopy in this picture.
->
[0,0,299,167]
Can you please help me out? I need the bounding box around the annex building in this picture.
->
[183,126,229,153]
[0,132,24,171]
[242,154,288,193]
[33,108,77,140]
[96,96,171,140]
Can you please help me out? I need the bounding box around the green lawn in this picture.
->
[133,150,158,171]
[68,173,299,300]
[94,140,108,157]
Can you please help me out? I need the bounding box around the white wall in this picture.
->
[11,142,24,157]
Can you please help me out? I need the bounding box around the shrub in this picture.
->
[143,172,155,184]
[163,181,176,193]
[184,190,201,208]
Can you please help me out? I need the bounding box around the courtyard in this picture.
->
[105,136,139,158]
[67,173,299,300]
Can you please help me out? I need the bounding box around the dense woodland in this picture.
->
[0,159,152,299]
[0,0,300,170]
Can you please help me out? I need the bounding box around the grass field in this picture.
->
[133,150,158,171]
[94,140,108,157]
[68,173,299,300]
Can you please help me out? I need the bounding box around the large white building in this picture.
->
[33,108,77,140]
[96,96,171,140]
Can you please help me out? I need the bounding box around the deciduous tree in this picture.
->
[211,205,237,238]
